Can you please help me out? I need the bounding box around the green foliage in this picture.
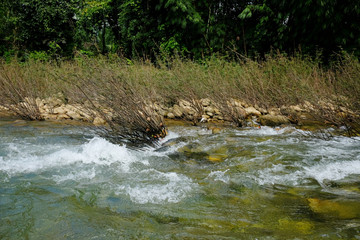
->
[27,51,50,62]
[75,0,112,54]
[160,35,188,55]
[0,0,359,60]
[240,0,360,58]
[0,0,78,58]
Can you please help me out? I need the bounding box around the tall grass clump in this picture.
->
[59,56,167,146]
[151,53,359,134]
[150,54,333,125]
[0,60,61,120]
[209,54,329,107]
[314,54,360,136]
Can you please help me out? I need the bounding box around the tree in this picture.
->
[239,0,360,58]
[1,0,359,59]
[4,0,78,57]
[75,0,113,54]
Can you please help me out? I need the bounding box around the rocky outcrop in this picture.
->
[1,95,356,128]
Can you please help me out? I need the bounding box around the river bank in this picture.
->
[1,54,359,140]
[0,95,357,131]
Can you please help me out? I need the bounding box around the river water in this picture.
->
[1,118,360,239]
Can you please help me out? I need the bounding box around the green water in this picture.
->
[1,119,360,239]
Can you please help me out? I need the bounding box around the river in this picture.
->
[1,118,360,239]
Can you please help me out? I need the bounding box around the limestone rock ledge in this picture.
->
[1,96,356,128]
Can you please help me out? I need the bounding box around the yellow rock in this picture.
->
[213,146,228,154]
[286,188,299,195]
[199,218,235,231]
[278,218,314,235]
[211,127,221,134]
[207,155,225,162]
[207,126,222,134]
[286,187,308,196]
[308,198,360,219]
[207,147,228,162]
[343,186,360,193]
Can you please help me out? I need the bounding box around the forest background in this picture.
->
[1,0,359,61]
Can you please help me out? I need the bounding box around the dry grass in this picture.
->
[56,57,167,146]
[0,61,44,120]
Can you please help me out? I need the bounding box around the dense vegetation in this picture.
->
[1,0,359,60]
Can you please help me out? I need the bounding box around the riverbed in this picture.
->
[1,118,360,239]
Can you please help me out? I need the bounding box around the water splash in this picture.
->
[305,160,360,185]
[116,169,196,204]
[0,135,198,204]
[254,155,360,188]
[207,170,230,183]
[234,126,300,136]
[0,137,137,175]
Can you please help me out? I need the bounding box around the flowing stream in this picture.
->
[1,118,360,239]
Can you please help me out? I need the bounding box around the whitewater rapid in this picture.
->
[1,123,360,205]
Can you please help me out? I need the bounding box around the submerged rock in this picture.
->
[277,218,314,235]
[173,145,209,161]
[207,154,227,163]
[308,198,360,219]
[211,127,221,134]
[207,126,222,134]
[207,146,228,162]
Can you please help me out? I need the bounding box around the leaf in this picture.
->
[239,7,252,20]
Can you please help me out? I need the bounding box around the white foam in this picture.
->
[305,160,360,184]
[235,126,299,137]
[254,164,298,185]
[255,159,360,187]
[78,137,136,170]
[53,167,97,183]
[0,137,136,175]
[1,136,197,204]
[159,130,179,143]
[116,169,196,204]
[207,170,230,183]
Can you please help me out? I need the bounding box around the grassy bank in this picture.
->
[1,53,359,142]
